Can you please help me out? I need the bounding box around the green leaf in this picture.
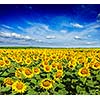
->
[80,77,87,84]
[8,67,15,73]
[35,75,41,79]
[65,71,71,76]
[58,90,65,95]
[25,82,30,86]
[92,70,99,75]
[40,91,49,95]
[57,83,65,88]
[31,79,37,84]
[0,77,4,82]
[47,73,51,78]
[1,71,9,77]
[89,89,97,95]
[86,80,94,87]
[58,88,68,95]
[80,90,88,95]
[96,75,100,81]
[71,79,77,83]
[27,89,37,95]
[54,92,60,95]
[76,85,85,94]
[1,86,11,92]
[63,78,71,83]
[88,58,92,63]
[40,73,46,77]
[12,91,17,95]
[71,85,75,89]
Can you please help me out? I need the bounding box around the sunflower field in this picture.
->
[0,48,100,95]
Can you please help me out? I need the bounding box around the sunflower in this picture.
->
[15,70,22,79]
[42,60,49,66]
[50,54,57,60]
[0,60,5,67]
[51,62,57,69]
[91,61,100,69]
[22,68,34,78]
[3,58,11,66]
[33,56,39,61]
[54,70,63,80]
[44,65,52,72]
[4,77,14,87]
[15,57,22,64]
[12,81,27,93]
[33,67,40,74]
[56,63,63,70]
[25,58,32,65]
[68,60,76,69]
[78,57,86,64]
[40,79,54,90]
[78,67,90,77]
[17,67,25,72]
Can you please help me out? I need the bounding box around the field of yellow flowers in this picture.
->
[0,48,100,95]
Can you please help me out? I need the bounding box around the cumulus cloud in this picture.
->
[74,36,82,40]
[0,31,36,45]
[83,41,100,45]
[0,21,100,47]
[35,39,43,43]
[0,32,35,40]
[97,13,100,22]
[71,23,84,28]
[60,30,67,33]
[46,35,56,39]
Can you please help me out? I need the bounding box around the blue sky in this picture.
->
[0,4,100,47]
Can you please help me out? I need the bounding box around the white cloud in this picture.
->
[1,24,13,29]
[0,21,100,47]
[71,23,84,28]
[60,30,67,33]
[25,24,49,36]
[17,26,24,31]
[42,25,51,31]
[97,13,100,22]
[36,39,43,43]
[0,32,35,41]
[74,36,82,40]
[12,33,21,38]
[46,35,56,39]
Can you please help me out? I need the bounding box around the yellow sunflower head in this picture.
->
[4,77,14,87]
[92,61,100,69]
[44,65,52,72]
[68,61,76,69]
[33,67,40,74]
[56,63,63,70]
[25,58,32,65]
[42,60,48,66]
[40,79,54,90]
[51,62,57,69]
[12,81,27,93]
[78,67,90,77]
[22,68,34,78]
[15,70,22,79]
[54,70,63,80]
[15,57,22,63]
[0,60,5,67]
[3,58,11,66]
[33,56,39,61]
